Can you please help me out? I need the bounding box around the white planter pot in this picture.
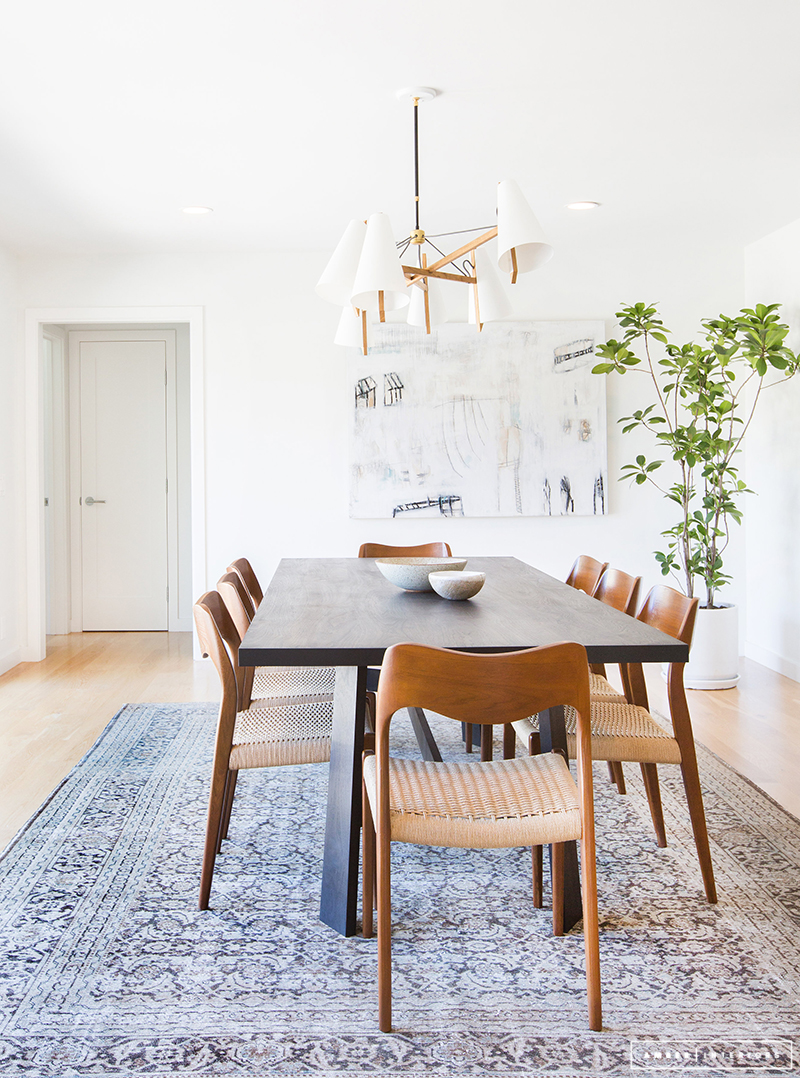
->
[683,604,739,690]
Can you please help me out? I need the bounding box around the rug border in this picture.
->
[0,701,215,865]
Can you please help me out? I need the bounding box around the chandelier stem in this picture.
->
[413,98,420,234]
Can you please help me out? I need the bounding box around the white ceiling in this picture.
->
[2,0,799,257]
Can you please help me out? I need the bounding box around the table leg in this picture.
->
[408,707,443,762]
[538,705,583,933]
[320,665,367,937]
[369,669,442,762]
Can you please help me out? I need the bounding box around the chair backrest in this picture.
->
[217,571,255,640]
[358,541,452,558]
[376,641,591,734]
[217,572,256,708]
[624,585,699,713]
[227,557,264,608]
[637,584,698,646]
[592,567,641,616]
[565,555,609,595]
[193,590,243,718]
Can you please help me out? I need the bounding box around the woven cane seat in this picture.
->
[252,665,335,699]
[513,700,682,766]
[362,751,582,849]
[589,672,627,702]
[229,697,334,769]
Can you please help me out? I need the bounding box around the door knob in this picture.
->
[84,497,106,506]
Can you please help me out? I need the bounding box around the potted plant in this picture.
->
[593,302,800,688]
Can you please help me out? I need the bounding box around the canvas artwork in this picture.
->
[350,321,607,519]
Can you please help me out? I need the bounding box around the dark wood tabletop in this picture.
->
[239,556,688,666]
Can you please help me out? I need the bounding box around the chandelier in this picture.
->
[316,87,553,355]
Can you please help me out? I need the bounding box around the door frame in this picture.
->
[68,329,181,632]
[23,307,206,660]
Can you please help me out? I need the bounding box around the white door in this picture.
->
[78,339,170,630]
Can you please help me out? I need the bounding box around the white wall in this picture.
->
[15,240,744,631]
[0,246,19,674]
[744,220,800,681]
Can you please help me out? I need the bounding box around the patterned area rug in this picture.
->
[0,703,798,1078]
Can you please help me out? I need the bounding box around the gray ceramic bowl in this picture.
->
[429,570,485,600]
[375,557,468,591]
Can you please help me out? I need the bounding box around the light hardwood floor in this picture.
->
[0,633,217,850]
[0,633,798,851]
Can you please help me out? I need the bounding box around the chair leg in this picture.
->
[362,773,375,939]
[480,725,493,762]
[679,757,718,903]
[608,761,627,794]
[503,724,516,760]
[640,763,668,847]
[219,768,238,844]
[376,826,392,1032]
[199,758,230,910]
[532,845,543,907]
[527,730,541,756]
[464,722,473,754]
[215,773,230,855]
[579,836,603,1032]
[551,842,565,937]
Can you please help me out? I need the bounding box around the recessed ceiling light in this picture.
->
[566,201,600,211]
[182,206,213,215]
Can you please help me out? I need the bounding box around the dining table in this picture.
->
[238,555,689,938]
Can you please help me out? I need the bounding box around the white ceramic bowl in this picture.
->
[375,557,468,591]
[429,570,485,600]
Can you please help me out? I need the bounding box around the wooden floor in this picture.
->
[0,633,798,851]
[0,633,217,851]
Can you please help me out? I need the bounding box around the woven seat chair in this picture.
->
[587,568,642,797]
[193,590,335,909]
[565,554,609,595]
[514,585,717,905]
[361,641,601,1033]
[498,567,641,776]
[218,570,336,702]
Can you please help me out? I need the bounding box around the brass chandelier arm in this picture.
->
[403,266,477,285]
[423,226,498,275]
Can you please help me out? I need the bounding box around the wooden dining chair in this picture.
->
[565,555,609,595]
[358,541,452,558]
[227,556,264,609]
[361,641,601,1033]
[507,566,642,757]
[217,570,336,701]
[588,568,642,795]
[193,589,335,909]
[514,585,717,905]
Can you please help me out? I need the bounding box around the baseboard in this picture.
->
[744,641,800,684]
[0,648,21,677]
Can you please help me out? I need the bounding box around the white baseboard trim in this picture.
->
[0,649,21,677]
[744,641,800,684]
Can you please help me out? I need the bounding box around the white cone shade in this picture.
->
[316,219,367,305]
[350,213,410,312]
[334,305,366,348]
[468,243,512,325]
[406,276,448,329]
[496,179,554,274]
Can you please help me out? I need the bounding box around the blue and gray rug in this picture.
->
[0,702,798,1077]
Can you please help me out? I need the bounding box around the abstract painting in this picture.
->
[350,321,607,519]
